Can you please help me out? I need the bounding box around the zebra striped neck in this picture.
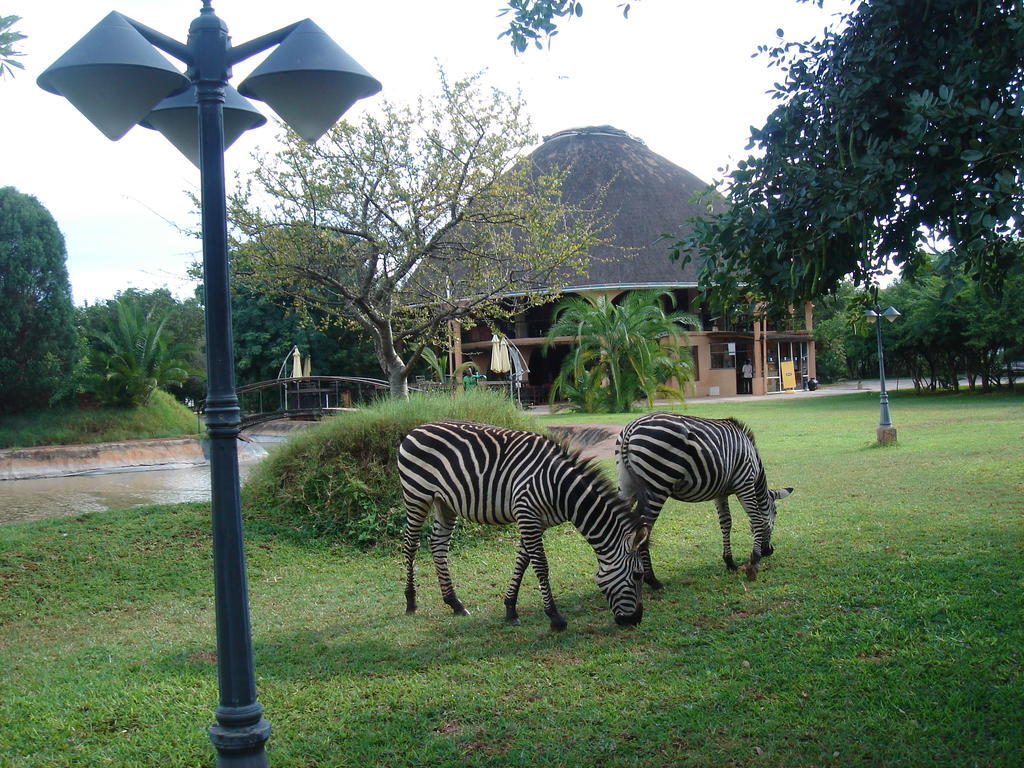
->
[550,455,637,557]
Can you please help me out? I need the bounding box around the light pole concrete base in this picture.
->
[877,426,897,446]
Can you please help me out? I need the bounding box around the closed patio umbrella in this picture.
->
[490,334,511,374]
[291,347,302,378]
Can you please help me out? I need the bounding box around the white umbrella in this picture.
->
[302,353,312,378]
[291,346,302,378]
[490,334,511,374]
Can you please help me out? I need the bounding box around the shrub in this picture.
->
[83,298,193,407]
[0,187,77,413]
[0,389,197,449]
[243,390,544,548]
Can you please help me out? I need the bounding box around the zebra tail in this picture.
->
[620,440,652,525]
[632,471,652,525]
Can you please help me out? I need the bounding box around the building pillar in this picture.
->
[752,317,766,396]
[804,302,817,380]
[803,301,815,332]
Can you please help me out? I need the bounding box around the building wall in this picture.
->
[453,290,816,401]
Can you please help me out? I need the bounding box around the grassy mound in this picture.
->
[0,390,198,449]
[243,390,544,548]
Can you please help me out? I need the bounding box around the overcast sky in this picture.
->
[3,0,840,305]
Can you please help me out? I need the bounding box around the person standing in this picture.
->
[741,359,753,394]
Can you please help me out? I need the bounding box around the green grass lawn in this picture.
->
[0,391,1021,767]
[0,390,198,449]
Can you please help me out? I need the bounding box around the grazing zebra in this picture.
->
[398,421,649,631]
[615,412,793,584]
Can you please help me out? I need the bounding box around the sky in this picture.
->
[2,0,841,305]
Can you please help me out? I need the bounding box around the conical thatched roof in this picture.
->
[530,125,724,290]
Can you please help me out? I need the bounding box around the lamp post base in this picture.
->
[876,426,897,446]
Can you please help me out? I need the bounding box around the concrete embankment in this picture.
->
[0,437,267,481]
[0,419,622,483]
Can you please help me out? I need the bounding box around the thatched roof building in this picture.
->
[528,125,724,290]
[454,125,816,400]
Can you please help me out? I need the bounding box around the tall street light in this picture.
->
[37,4,380,766]
[864,305,901,445]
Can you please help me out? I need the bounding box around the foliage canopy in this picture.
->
[228,285,379,385]
[0,15,25,79]
[681,0,1024,312]
[0,187,76,413]
[812,263,1024,391]
[497,1,636,51]
[83,298,194,408]
[229,70,602,396]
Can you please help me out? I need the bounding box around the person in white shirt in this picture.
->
[741,360,753,394]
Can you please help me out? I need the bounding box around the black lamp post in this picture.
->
[864,305,901,445]
[38,4,380,766]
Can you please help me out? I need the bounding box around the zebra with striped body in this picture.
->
[398,421,649,631]
[616,412,793,584]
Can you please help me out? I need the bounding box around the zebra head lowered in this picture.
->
[616,412,794,585]
[765,486,794,540]
[594,504,649,626]
[398,420,649,631]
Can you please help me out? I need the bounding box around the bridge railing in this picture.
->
[198,376,394,428]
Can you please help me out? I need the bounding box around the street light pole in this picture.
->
[864,305,901,445]
[38,4,380,765]
[188,9,270,764]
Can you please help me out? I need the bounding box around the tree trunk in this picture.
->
[388,361,410,398]
[368,317,410,398]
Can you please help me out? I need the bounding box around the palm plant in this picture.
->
[84,299,193,407]
[419,347,479,385]
[0,15,25,79]
[544,290,698,413]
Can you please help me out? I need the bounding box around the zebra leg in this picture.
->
[715,496,738,571]
[640,537,661,590]
[638,490,668,589]
[429,509,470,616]
[402,501,429,615]
[735,492,765,580]
[503,541,531,626]
[520,523,567,631]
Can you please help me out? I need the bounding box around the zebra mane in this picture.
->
[725,417,757,446]
[543,430,640,525]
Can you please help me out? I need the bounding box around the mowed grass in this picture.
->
[0,391,1021,767]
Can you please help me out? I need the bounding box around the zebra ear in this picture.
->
[770,487,793,501]
[631,523,651,553]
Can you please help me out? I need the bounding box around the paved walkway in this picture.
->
[531,381,886,459]
[526,380,884,416]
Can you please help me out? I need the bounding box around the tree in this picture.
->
[229,285,379,384]
[681,0,1024,313]
[544,289,697,412]
[810,282,861,384]
[79,287,207,405]
[83,298,193,407]
[0,15,25,79]
[0,187,77,412]
[497,1,636,51]
[229,69,603,396]
[816,259,1024,393]
[881,265,1024,392]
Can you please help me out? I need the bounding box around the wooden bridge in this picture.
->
[199,376,393,430]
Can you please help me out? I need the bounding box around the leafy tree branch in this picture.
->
[229,69,604,396]
[679,0,1024,313]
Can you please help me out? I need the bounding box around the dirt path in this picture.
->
[547,424,622,461]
